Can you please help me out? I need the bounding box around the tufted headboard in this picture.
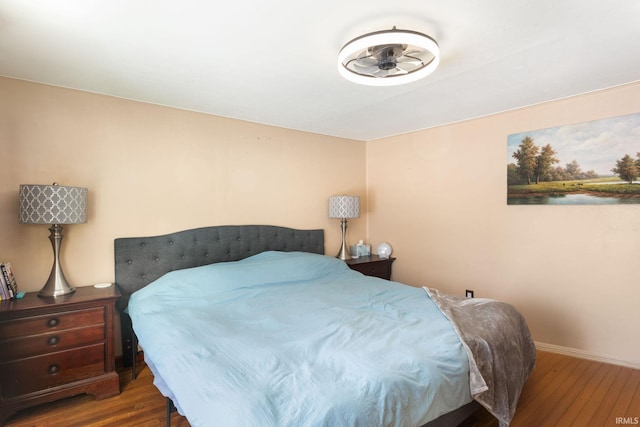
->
[115,224,324,308]
[114,224,324,367]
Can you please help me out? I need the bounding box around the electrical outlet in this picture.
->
[465,289,474,298]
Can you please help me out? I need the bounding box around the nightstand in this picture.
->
[345,255,395,280]
[0,285,120,424]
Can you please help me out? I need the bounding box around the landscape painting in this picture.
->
[507,112,640,205]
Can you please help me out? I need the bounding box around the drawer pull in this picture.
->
[47,318,60,328]
[48,365,60,375]
[47,336,60,346]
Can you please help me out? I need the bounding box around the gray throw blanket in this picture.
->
[424,287,536,427]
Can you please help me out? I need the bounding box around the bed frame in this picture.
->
[114,224,480,427]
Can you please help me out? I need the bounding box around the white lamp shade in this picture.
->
[19,184,88,224]
[329,195,360,219]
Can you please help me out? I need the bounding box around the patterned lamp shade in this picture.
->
[328,195,360,219]
[19,184,88,225]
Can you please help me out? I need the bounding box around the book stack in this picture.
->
[0,262,19,300]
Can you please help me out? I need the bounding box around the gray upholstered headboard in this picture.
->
[115,224,324,308]
[115,224,324,367]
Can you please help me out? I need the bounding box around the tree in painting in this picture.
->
[510,136,593,185]
[611,153,640,184]
[534,144,559,184]
[512,136,539,184]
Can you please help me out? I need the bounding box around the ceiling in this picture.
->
[1,1,639,141]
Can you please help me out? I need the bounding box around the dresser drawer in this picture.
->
[0,343,106,398]
[0,324,105,361]
[345,256,395,280]
[0,307,104,340]
[349,261,391,279]
[0,287,120,423]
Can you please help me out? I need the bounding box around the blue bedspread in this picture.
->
[128,251,472,427]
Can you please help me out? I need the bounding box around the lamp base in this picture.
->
[38,279,76,298]
[38,224,77,298]
[335,218,352,261]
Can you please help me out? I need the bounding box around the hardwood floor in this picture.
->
[4,365,189,427]
[466,351,640,427]
[4,351,639,426]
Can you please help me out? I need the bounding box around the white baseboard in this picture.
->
[535,341,640,370]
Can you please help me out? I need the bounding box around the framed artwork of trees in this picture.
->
[507,112,640,205]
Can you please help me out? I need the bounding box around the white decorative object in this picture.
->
[93,283,113,288]
[377,242,392,259]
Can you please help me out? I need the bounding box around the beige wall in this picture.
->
[0,76,366,293]
[3,76,639,366]
[367,82,640,367]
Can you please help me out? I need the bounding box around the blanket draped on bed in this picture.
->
[424,287,536,426]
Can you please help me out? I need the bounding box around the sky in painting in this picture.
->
[507,112,640,176]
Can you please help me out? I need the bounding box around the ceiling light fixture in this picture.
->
[338,26,440,87]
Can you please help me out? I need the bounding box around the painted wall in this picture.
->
[367,82,640,367]
[0,77,366,317]
[3,75,639,366]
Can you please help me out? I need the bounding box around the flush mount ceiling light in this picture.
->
[338,26,440,87]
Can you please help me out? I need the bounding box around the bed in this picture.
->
[115,225,535,427]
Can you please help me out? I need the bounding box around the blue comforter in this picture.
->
[128,251,472,427]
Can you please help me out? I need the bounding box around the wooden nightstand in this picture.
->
[345,255,395,280]
[0,285,120,424]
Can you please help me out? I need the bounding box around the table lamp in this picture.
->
[19,183,88,297]
[328,195,360,260]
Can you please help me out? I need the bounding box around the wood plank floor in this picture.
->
[4,365,190,427]
[466,351,640,427]
[4,351,639,426]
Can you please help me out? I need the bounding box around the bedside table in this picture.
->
[345,255,395,280]
[0,285,120,424]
